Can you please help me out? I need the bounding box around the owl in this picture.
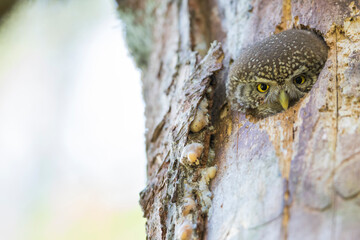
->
[226,29,328,118]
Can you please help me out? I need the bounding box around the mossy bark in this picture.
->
[118,0,360,239]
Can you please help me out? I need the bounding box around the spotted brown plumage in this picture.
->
[227,29,328,118]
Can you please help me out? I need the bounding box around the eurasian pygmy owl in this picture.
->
[226,29,328,118]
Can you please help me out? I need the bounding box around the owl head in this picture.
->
[227,29,328,118]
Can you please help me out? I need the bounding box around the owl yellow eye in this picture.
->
[294,75,306,85]
[257,83,269,93]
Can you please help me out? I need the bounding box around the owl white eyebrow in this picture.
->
[287,66,309,79]
[253,76,276,83]
[255,65,309,83]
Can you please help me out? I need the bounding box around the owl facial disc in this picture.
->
[226,29,328,118]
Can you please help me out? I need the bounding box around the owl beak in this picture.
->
[279,90,289,110]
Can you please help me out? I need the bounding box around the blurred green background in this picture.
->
[0,0,146,239]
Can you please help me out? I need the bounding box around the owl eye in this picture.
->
[257,83,270,93]
[294,75,306,85]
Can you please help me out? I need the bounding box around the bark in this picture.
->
[118,0,360,239]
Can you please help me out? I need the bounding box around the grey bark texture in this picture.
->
[118,0,360,239]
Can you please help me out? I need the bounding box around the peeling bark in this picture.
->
[118,0,360,239]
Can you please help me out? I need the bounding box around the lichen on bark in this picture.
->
[116,0,156,70]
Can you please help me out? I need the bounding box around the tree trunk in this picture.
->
[118,0,360,239]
